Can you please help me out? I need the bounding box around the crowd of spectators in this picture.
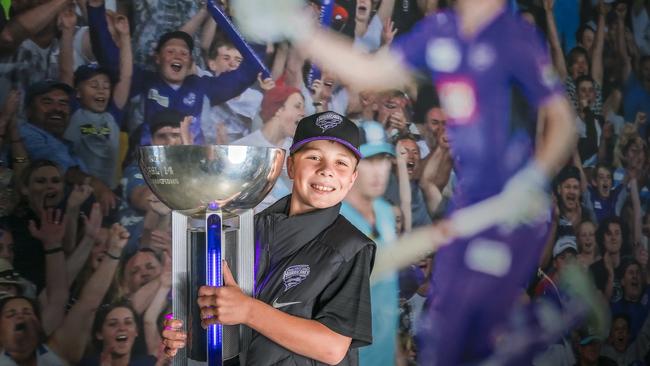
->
[0,0,648,364]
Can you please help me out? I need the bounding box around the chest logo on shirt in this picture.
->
[148,88,169,108]
[315,112,342,132]
[468,43,495,72]
[426,38,461,73]
[183,92,197,107]
[436,78,477,124]
[283,264,310,291]
[80,124,111,138]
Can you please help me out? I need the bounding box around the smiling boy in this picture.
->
[161,111,375,365]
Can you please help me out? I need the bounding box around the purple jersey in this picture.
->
[392,9,564,207]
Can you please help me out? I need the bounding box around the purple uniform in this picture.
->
[391,8,564,365]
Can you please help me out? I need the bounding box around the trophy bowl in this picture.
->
[138,145,286,215]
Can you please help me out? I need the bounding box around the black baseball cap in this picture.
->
[74,63,113,86]
[25,79,74,106]
[290,111,362,159]
[155,31,194,53]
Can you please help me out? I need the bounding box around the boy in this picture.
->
[161,112,375,365]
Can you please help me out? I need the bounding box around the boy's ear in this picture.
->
[287,155,295,180]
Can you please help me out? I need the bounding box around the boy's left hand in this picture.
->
[198,261,252,328]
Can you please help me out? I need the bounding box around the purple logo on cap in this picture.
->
[315,112,342,132]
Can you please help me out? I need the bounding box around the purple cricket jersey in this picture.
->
[391,8,565,365]
[392,8,564,207]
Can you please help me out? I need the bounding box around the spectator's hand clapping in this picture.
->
[257,73,275,91]
[29,208,67,250]
[615,1,627,19]
[597,0,609,16]
[67,178,93,209]
[388,109,408,133]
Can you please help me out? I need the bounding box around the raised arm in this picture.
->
[179,6,209,36]
[143,252,171,356]
[29,209,69,336]
[616,4,632,83]
[57,6,76,87]
[0,0,72,54]
[542,0,568,81]
[418,147,444,219]
[47,223,129,364]
[110,13,132,109]
[376,0,396,25]
[591,0,606,85]
[395,140,413,232]
[65,203,102,288]
[87,0,120,79]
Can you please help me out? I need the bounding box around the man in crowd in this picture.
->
[340,121,399,365]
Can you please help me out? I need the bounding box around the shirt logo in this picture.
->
[468,43,495,72]
[315,112,342,132]
[148,88,169,108]
[436,78,477,124]
[183,92,196,107]
[283,264,310,291]
[272,298,302,309]
[426,38,461,73]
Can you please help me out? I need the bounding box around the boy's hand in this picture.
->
[161,317,187,358]
[198,261,253,327]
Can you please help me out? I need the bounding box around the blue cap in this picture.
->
[358,121,395,158]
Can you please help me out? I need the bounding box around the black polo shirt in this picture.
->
[246,195,375,366]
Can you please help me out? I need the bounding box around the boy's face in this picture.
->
[77,73,111,113]
[288,140,358,216]
[595,167,612,198]
[155,39,192,84]
[209,46,243,74]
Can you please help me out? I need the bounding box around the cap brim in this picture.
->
[360,143,395,158]
[290,137,363,160]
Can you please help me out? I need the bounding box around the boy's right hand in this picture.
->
[162,317,187,358]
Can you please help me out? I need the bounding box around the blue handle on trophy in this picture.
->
[206,0,271,79]
[206,204,223,365]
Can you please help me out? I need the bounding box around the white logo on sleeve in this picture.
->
[426,38,461,73]
[283,264,310,291]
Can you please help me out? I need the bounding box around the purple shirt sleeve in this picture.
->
[509,26,564,108]
[390,13,442,74]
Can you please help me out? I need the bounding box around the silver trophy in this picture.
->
[139,145,286,366]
